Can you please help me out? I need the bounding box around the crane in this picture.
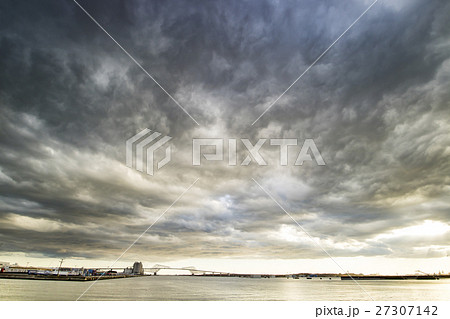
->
[57,258,64,276]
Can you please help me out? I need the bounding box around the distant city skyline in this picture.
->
[1,255,449,276]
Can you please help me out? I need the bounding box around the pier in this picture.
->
[0,272,143,281]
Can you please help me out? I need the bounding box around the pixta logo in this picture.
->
[126,130,326,176]
[193,138,325,166]
[126,129,172,176]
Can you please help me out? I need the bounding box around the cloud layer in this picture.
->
[0,0,449,266]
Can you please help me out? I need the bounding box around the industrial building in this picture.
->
[132,262,144,275]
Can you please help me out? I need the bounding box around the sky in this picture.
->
[0,0,449,275]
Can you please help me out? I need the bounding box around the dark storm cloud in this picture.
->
[0,0,449,262]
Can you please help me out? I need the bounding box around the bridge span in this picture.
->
[145,264,232,275]
[94,264,232,276]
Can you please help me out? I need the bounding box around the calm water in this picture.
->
[1,277,449,301]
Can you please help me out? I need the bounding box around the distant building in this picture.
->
[123,267,133,275]
[132,262,144,275]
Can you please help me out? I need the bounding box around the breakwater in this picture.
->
[340,275,441,280]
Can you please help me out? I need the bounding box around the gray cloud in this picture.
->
[0,0,449,264]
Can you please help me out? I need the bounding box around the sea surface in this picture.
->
[1,276,449,301]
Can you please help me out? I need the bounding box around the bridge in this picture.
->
[145,264,232,276]
[93,264,232,276]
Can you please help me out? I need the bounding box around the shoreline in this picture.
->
[0,273,447,281]
[0,273,146,281]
